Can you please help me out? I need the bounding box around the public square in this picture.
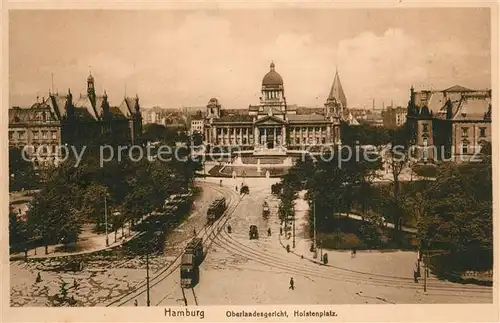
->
[10,177,492,306]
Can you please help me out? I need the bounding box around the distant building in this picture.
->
[190,117,204,134]
[407,85,491,162]
[8,72,143,168]
[359,111,384,127]
[143,107,163,125]
[382,106,407,128]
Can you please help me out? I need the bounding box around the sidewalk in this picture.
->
[10,218,146,261]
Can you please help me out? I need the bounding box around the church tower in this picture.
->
[324,68,347,117]
[87,71,96,107]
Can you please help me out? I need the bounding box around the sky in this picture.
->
[9,8,491,110]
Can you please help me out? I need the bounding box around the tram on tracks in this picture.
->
[262,201,270,218]
[207,197,226,224]
[180,237,204,288]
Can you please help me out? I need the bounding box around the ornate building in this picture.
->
[203,62,343,152]
[406,85,491,162]
[8,73,143,167]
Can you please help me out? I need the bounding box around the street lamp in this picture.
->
[313,200,317,259]
[104,194,109,247]
[292,205,296,248]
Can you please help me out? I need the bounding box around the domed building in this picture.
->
[203,61,343,152]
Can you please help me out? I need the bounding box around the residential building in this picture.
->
[406,85,491,162]
[382,106,407,128]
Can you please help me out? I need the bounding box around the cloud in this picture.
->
[9,10,490,111]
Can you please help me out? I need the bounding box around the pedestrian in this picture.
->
[351,247,357,258]
[24,247,28,261]
[193,228,197,236]
[134,299,138,306]
[220,179,222,186]
[267,228,271,236]
[413,270,419,283]
[36,272,42,283]
[73,278,78,289]
[280,227,283,236]
[286,244,290,253]
[289,277,294,290]
[235,186,238,192]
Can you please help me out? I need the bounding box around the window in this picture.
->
[479,127,486,137]
[42,131,48,139]
[52,131,57,140]
[33,131,39,140]
[422,123,429,132]
[462,127,469,137]
[462,141,468,154]
[322,138,326,144]
[8,131,14,140]
[19,131,26,140]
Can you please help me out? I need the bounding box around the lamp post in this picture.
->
[313,200,317,258]
[104,194,109,247]
[146,251,150,306]
[292,205,296,248]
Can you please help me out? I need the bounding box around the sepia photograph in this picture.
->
[4,4,498,322]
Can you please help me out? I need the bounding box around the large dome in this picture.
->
[262,62,283,86]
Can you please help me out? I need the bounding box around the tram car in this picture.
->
[207,197,226,224]
[180,238,204,288]
[262,201,270,218]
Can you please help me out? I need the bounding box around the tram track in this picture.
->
[213,226,491,297]
[107,182,241,307]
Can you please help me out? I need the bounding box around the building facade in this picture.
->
[9,102,62,168]
[382,106,407,128]
[203,62,343,152]
[8,73,143,167]
[407,85,491,162]
[190,118,204,134]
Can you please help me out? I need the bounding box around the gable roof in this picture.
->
[109,106,127,119]
[254,115,286,125]
[444,85,473,92]
[119,97,137,117]
[74,94,98,120]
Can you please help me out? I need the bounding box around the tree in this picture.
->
[141,124,168,143]
[26,180,82,253]
[9,210,27,252]
[191,132,204,146]
[9,147,38,191]
[80,183,110,232]
[386,125,412,231]
[419,156,492,270]
[359,223,381,249]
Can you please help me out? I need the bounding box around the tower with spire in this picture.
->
[324,68,347,118]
